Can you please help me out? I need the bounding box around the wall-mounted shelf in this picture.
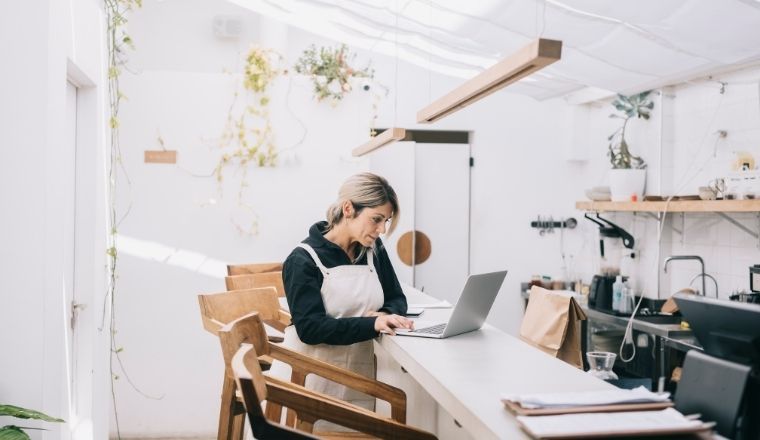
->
[576,200,760,213]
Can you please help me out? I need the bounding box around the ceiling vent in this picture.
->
[213,15,244,39]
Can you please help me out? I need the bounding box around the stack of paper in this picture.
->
[401,282,452,308]
[516,408,710,438]
[504,386,670,409]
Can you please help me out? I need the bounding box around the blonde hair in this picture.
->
[325,173,400,258]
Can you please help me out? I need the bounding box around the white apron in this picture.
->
[269,243,385,428]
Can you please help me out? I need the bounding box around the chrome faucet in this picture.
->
[663,255,706,296]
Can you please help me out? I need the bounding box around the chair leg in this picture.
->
[286,370,307,427]
[230,409,246,440]
[218,375,238,440]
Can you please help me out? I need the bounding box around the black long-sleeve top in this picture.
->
[282,221,408,345]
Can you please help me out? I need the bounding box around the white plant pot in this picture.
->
[609,169,646,202]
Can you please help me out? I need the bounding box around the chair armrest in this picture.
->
[262,321,286,342]
[265,376,435,440]
[200,316,225,335]
[278,310,292,325]
[269,343,406,422]
[263,318,289,333]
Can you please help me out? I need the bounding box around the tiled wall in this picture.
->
[660,67,760,299]
[574,67,760,300]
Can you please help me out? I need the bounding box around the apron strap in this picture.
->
[298,243,330,276]
[366,246,376,273]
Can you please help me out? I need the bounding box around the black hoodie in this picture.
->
[282,221,408,345]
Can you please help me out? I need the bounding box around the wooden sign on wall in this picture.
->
[144,150,177,164]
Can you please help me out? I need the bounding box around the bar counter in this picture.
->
[374,300,615,439]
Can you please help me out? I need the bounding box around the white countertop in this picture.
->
[375,287,615,439]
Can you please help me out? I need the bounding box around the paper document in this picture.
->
[517,408,706,438]
[401,282,453,308]
[503,386,670,409]
[407,301,452,309]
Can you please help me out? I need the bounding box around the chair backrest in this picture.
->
[227,262,283,276]
[225,272,285,297]
[198,287,283,335]
[226,314,317,439]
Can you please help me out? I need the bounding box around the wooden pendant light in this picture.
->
[351,127,407,157]
[417,38,562,124]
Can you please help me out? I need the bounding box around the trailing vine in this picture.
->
[295,44,374,104]
[104,1,164,439]
[215,45,284,235]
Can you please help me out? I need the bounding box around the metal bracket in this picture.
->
[716,212,760,248]
[638,212,683,235]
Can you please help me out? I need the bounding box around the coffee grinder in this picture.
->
[585,213,635,313]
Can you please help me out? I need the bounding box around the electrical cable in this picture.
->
[617,88,727,367]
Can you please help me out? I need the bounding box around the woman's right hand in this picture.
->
[374,314,414,335]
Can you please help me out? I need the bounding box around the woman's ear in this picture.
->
[342,200,354,218]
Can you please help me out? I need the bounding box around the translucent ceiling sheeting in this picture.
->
[229,0,760,101]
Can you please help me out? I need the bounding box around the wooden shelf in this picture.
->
[576,199,760,213]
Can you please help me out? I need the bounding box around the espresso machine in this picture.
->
[585,213,635,313]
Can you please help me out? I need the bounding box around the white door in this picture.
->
[63,81,79,413]
[413,144,470,303]
[369,141,416,286]
[370,141,471,302]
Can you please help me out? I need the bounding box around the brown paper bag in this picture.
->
[519,286,587,369]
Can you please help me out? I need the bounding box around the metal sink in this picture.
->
[635,314,682,325]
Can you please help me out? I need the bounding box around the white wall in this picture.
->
[0,1,110,439]
[113,0,760,437]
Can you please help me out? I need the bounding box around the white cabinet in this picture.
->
[374,342,475,440]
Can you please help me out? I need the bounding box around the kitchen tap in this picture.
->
[689,272,718,298]
[663,255,706,296]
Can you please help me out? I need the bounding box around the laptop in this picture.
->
[394,270,507,339]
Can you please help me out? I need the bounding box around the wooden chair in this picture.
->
[197,287,292,440]
[198,287,291,341]
[224,313,438,440]
[227,262,283,276]
[225,271,286,297]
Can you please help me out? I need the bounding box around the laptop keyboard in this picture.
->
[412,323,446,335]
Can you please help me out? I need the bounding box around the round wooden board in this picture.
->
[396,230,432,266]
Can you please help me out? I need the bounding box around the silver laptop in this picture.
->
[395,270,507,339]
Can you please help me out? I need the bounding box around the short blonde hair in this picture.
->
[325,172,400,238]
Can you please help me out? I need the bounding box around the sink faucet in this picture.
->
[663,255,706,296]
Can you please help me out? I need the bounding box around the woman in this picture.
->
[272,172,413,417]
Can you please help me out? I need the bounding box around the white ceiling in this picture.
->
[228,0,760,102]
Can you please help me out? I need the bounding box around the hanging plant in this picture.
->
[294,44,373,104]
[215,45,284,235]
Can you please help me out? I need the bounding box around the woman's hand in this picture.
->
[373,314,414,335]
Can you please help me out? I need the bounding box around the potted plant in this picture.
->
[0,404,64,439]
[607,91,653,201]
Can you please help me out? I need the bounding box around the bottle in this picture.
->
[619,281,633,314]
[612,275,624,313]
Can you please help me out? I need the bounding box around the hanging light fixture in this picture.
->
[417,38,562,124]
[352,128,407,157]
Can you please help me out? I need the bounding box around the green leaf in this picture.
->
[0,406,64,423]
[0,426,31,440]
